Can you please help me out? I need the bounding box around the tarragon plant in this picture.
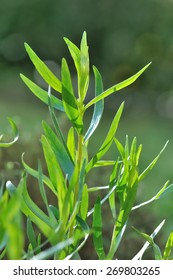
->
[3,32,173,259]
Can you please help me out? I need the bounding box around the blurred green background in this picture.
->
[1,0,173,259]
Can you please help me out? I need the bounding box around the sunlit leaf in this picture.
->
[20,74,64,111]
[85,62,151,109]
[86,102,124,172]
[139,140,169,181]
[24,43,62,92]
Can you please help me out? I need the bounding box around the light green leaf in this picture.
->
[67,127,76,161]
[163,232,173,260]
[84,66,104,142]
[0,118,19,147]
[92,196,106,260]
[139,140,169,181]
[64,32,89,101]
[85,62,151,109]
[79,31,89,100]
[24,43,62,92]
[20,74,64,111]
[86,102,124,172]
[132,227,162,260]
[80,184,88,220]
[133,220,165,260]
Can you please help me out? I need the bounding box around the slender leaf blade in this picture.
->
[20,74,64,111]
[86,102,124,172]
[84,66,104,142]
[24,43,62,92]
[92,197,105,260]
[85,62,151,109]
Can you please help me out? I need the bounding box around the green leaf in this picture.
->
[139,140,169,181]
[133,220,165,260]
[42,121,74,178]
[61,58,83,133]
[31,239,73,260]
[132,227,162,260]
[27,217,37,250]
[22,153,57,195]
[79,31,89,100]
[92,196,105,260]
[163,232,173,260]
[84,66,104,142]
[41,134,67,220]
[85,62,151,109]
[80,184,88,220]
[64,31,89,101]
[67,127,76,161]
[37,161,57,225]
[86,102,124,172]
[109,161,119,219]
[24,43,62,92]
[0,118,19,147]
[20,74,64,111]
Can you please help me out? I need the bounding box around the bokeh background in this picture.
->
[1,0,173,259]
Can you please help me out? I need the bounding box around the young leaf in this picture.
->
[84,66,104,142]
[85,62,151,109]
[79,31,89,100]
[24,43,62,92]
[61,58,83,133]
[20,74,64,111]
[86,102,124,172]
[92,196,106,260]
[64,31,89,101]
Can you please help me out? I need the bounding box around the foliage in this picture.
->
[1,32,173,259]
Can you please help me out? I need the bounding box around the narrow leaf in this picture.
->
[139,141,169,181]
[85,62,151,109]
[20,74,64,111]
[61,58,83,133]
[24,43,62,92]
[92,197,105,260]
[86,102,124,172]
[163,232,173,260]
[22,153,57,195]
[42,121,74,178]
[84,66,104,142]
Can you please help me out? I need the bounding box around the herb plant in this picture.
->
[2,32,173,259]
